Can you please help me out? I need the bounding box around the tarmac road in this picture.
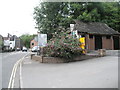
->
[22,55,118,88]
[1,51,29,88]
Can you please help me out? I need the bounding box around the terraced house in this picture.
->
[3,33,23,51]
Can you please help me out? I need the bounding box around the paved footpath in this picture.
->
[19,55,118,88]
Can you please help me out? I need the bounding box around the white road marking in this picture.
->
[19,62,23,88]
[23,62,32,64]
[8,53,29,88]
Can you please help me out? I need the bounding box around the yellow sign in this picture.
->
[79,37,85,54]
[79,37,84,43]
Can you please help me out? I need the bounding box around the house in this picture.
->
[10,35,23,50]
[3,33,23,51]
[30,34,47,48]
[30,36,38,49]
[73,20,120,50]
[3,37,10,51]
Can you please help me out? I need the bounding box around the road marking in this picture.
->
[19,62,23,88]
[8,53,29,88]
[23,62,32,64]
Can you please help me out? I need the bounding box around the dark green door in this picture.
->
[113,36,120,50]
[95,35,102,50]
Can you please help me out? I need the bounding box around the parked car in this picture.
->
[31,46,40,52]
[16,47,21,51]
[22,47,27,52]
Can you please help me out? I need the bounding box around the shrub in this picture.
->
[43,28,83,59]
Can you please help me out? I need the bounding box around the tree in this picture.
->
[34,2,64,39]
[20,34,34,48]
[101,2,120,32]
[0,36,4,52]
[33,2,120,39]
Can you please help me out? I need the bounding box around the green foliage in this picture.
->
[101,2,120,32]
[20,34,34,48]
[0,38,4,51]
[34,2,120,39]
[43,28,83,59]
[0,39,3,47]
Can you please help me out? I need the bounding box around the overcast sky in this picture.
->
[0,0,40,37]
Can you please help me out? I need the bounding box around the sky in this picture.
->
[0,0,41,37]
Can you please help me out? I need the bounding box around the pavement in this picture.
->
[17,50,119,88]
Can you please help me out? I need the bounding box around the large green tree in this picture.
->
[34,2,120,39]
[20,34,34,48]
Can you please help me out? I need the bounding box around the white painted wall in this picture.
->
[4,40,10,46]
[9,41,15,49]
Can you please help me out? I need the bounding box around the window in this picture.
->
[106,36,111,39]
[81,35,85,37]
[89,35,93,39]
[32,43,34,45]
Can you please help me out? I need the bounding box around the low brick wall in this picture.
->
[42,57,68,63]
[73,55,98,61]
[31,54,100,63]
[31,55,42,62]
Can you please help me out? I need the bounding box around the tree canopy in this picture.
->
[20,34,34,48]
[34,2,120,39]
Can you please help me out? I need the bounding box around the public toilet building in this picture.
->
[74,20,120,50]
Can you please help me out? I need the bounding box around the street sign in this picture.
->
[70,24,74,32]
[38,34,47,47]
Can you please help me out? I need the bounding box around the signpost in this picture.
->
[37,31,47,55]
[38,34,47,47]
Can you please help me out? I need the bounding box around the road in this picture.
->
[0,52,2,89]
[22,55,118,88]
[1,51,29,88]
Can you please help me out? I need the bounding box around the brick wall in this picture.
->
[31,55,68,63]
[85,34,114,50]
[31,54,100,63]
[30,40,38,48]
[102,36,113,50]
[85,34,95,50]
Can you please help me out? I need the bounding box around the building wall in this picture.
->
[15,38,20,49]
[88,36,95,50]
[102,36,113,50]
[85,35,89,50]
[30,40,38,48]
[85,34,95,50]
[9,41,15,49]
[85,34,114,50]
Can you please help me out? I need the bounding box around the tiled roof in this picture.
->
[3,37,9,40]
[74,20,119,35]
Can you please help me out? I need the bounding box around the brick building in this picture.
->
[74,20,120,50]
[30,36,38,48]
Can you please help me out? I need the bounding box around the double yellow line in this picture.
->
[8,54,28,88]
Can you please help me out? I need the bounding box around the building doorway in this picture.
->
[95,35,102,50]
[113,36,120,50]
